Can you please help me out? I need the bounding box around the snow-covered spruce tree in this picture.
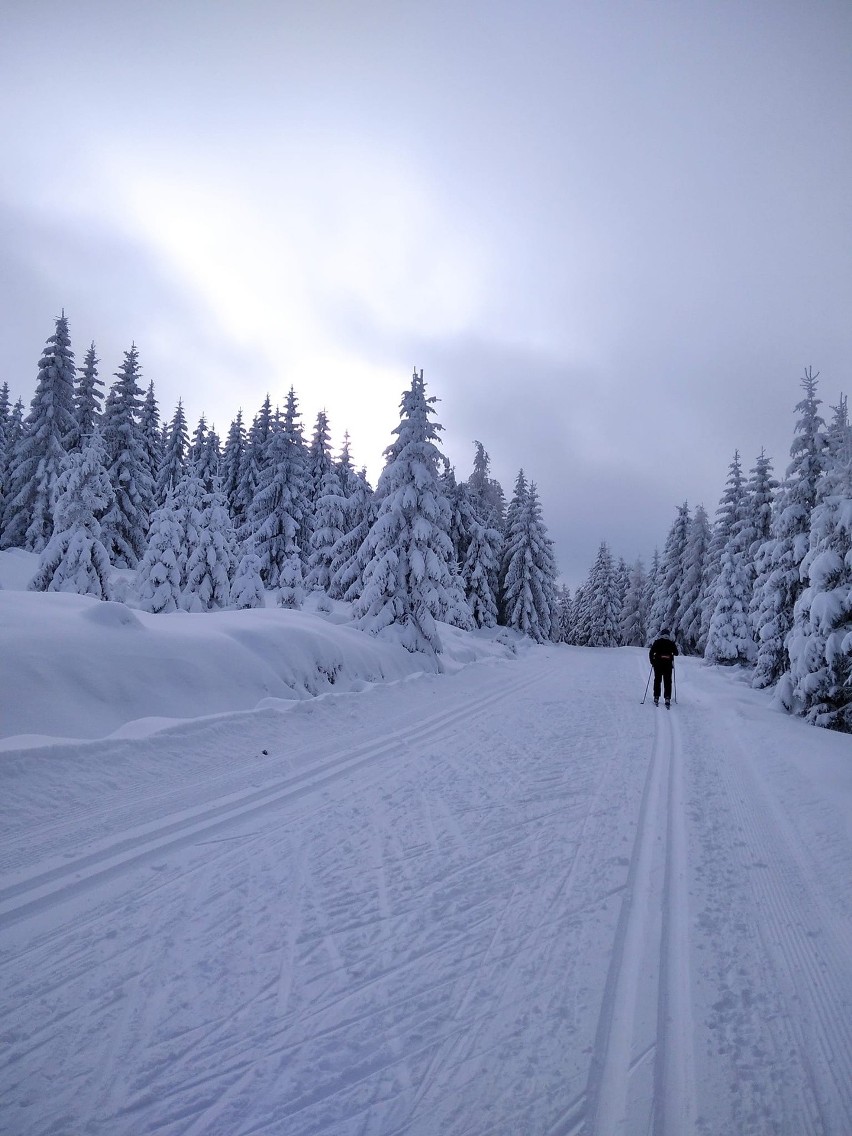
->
[705,508,757,666]
[184,481,236,611]
[650,502,690,640]
[676,504,711,654]
[642,548,660,641]
[66,342,104,453]
[248,398,310,591]
[461,508,502,628]
[0,383,10,534]
[156,399,189,503]
[786,419,852,729]
[0,382,9,441]
[171,465,205,594]
[220,410,247,525]
[277,551,306,609]
[706,451,777,666]
[306,410,333,514]
[231,536,266,609]
[706,449,773,654]
[28,427,114,599]
[615,556,630,624]
[328,467,375,601]
[136,492,183,613]
[139,381,162,490]
[235,395,274,532]
[698,452,746,649]
[354,369,465,654]
[467,439,506,530]
[619,558,648,646]
[187,416,220,492]
[2,313,77,551]
[306,461,346,592]
[100,345,155,567]
[570,583,589,646]
[500,479,558,643]
[752,369,828,688]
[499,469,528,622]
[555,584,573,643]
[0,396,23,544]
[581,540,621,647]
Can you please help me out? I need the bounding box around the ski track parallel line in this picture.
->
[0,668,543,928]
[654,709,696,1136]
[585,710,669,1136]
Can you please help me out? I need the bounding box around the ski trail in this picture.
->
[586,711,669,1135]
[0,667,542,930]
[585,700,696,1136]
[655,709,696,1136]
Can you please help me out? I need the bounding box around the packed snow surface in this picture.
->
[1,552,851,1135]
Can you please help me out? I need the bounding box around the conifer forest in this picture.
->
[2,314,851,732]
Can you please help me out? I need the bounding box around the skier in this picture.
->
[649,629,678,707]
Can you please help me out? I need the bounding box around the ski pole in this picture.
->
[673,664,677,705]
[641,668,652,704]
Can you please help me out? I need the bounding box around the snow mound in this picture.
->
[0,554,515,749]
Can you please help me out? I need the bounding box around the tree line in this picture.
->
[561,367,852,732]
[0,314,559,654]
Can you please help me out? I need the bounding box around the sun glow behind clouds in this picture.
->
[90,137,492,471]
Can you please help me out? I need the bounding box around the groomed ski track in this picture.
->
[1,646,851,1135]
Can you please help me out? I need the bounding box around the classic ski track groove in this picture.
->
[0,667,542,927]
[585,698,695,1136]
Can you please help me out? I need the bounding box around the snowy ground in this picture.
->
[1,553,851,1135]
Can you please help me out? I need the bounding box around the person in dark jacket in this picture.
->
[649,630,678,706]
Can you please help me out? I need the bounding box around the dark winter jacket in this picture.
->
[649,637,678,668]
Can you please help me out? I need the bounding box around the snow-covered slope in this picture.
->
[1,552,851,1136]
[0,550,515,748]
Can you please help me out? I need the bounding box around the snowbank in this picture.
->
[0,550,516,749]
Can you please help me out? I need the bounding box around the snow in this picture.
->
[2,550,852,1135]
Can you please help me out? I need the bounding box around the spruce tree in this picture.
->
[2,314,77,551]
[786,419,852,729]
[136,493,184,613]
[171,466,206,594]
[221,410,247,524]
[354,369,462,653]
[752,369,828,687]
[461,511,502,629]
[100,345,154,566]
[582,540,621,647]
[306,462,347,592]
[499,469,528,622]
[248,406,309,588]
[467,440,506,530]
[650,503,691,640]
[231,537,266,609]
[157,400,189,503]
[699,453,746,648]
[184,482,236,610]
[0,382,10,537]
[328,468,375,602]
[500,479,558,642]
[307,410,333,511]
[677,504,711,654]
[28,428,114,599]
[66,342,104,453]
[555,584,573,643]
[620,558,649,646]
[139,381,162,491]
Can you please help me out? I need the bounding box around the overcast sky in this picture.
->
[2,1,850,587]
